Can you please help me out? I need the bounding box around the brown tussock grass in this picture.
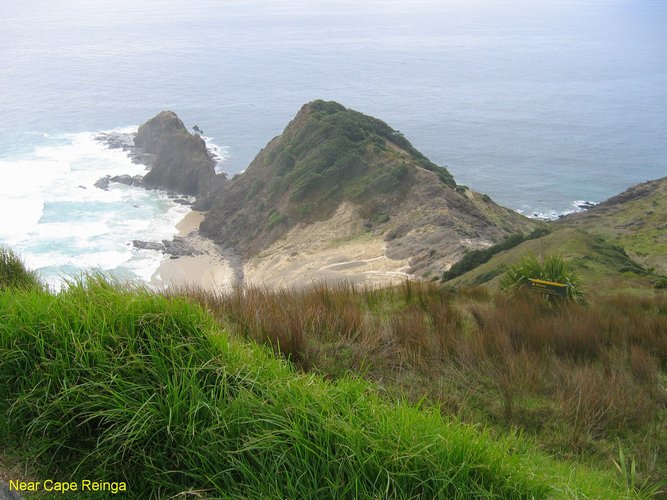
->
[172,281,667,485]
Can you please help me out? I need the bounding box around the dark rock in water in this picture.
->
[0,480,24,499]
[95,132,155,169]
[95,132,136,152]
[110,174,133,186]
[135,111,218,196]
[173,198,192,206]
[162,236,202,257]
[94,175,111,190]
[132,240,165,252]
[97,174,143,190]
[576,201,597,210]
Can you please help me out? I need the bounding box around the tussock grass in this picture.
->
[178,281,666,492]
[0,277,574,498]
[0,247,42,291]
[0,251,658,497]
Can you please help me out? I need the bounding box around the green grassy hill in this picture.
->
[445,227,656,293]
[0,250,653,498]
[561,177,667,275]
[442,177,667,294]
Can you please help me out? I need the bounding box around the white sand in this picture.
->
[151,211,239,291]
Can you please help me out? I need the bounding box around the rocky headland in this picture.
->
[95,110,224,197]
[560,176,667,274]
[94,111,235,284]
[102,102,665,290]
[134,111,222,197]
[196,100,534,284]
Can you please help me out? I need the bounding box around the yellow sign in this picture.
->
[528,278,568,298]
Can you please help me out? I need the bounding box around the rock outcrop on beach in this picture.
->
[133,236,203,258]
[198,100,534,282]
[135,111,219,197]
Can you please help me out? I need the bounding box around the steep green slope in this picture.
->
[561,177,667,274]
[199,100,454,245]
[447,227,654,293]
[0,274,638,498]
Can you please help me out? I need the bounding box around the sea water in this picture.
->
[0,130,197,289]
[1,0,665,285]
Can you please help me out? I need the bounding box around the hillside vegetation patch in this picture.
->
[0,280,568,498]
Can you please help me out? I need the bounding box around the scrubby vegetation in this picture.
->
[0,251,664,498]
[442,227,551,282]
[180,281,666,494]
[500,254,586,303]
[255,100,456,226]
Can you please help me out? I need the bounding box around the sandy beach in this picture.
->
[150,211,240,291]
[151,204,412,292]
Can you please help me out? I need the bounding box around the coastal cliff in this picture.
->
[135,111,218,197]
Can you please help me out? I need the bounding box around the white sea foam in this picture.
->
[202,135,230,175]
[0,129,195,288]
[522,199,599,220]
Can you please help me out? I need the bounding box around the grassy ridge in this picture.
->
[0,276,572,498]
[441,227,551,282]
[446,228,657,292]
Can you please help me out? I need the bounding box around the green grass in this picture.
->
[448,228,656,294]
[560,177,667,275]
[180,280,666,496]
[0,247,42,291]
[0,269,647,497]
[442,227,551,282]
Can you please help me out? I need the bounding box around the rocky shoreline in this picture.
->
[93,124,241,290]
[149,211,244,290]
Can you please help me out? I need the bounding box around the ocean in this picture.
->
[1,0,665,286]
